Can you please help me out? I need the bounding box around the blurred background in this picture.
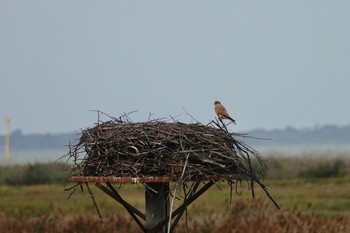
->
[1,0,349,163]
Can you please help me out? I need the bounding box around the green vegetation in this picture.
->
[298,159,345,178]
[1,150,349,185]
[264,153,350,179]
[1,152,350,232]
[0,177,350,233]
[0,162,70,185]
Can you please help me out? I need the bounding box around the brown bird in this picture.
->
[214,100,236,124]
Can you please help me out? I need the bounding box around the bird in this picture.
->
[214,100,236,124]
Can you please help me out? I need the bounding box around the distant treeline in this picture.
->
[0,129,79,150]
[244,124,350,145]
[0,124,349,150]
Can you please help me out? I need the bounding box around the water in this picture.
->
[255,143,350,157]
[0,148,68,164]
[0,144,349,165]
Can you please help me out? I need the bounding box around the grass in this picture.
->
[265,178,350,217]
[1,153,350,232]
[1,177,350,216]
[1,177,350,233]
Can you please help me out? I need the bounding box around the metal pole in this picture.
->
[145,182,170,233]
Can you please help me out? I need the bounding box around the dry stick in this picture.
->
[85,182,102,218]
[183,183,190,233]
[229,180,233,204]
[255,180,280,209]
[65,183,80,199]
[218,118,229,132]
[182,107,200,123]
[167,152,190,233]
[235,142,255,198]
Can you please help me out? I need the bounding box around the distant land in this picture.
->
[0,124,349,150]
[0,130,80,150]
[243,124,350,146]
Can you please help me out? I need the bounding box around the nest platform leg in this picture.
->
[145,182,170,233]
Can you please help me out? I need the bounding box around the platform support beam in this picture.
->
[145,182,170,233]
[94,180,216,233]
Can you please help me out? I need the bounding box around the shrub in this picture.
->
[0,163,70,185]
[299,159,345,178]
[2,165,27,185]
[23,163,53,185]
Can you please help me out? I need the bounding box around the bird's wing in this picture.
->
[217,104,229,117]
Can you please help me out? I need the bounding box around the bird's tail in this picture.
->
[227,116,236,125]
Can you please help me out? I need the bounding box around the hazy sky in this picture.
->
[1,1,350,134]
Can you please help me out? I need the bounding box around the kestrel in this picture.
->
[214,100,236,124]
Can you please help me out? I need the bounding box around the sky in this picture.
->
[0,1,350,134]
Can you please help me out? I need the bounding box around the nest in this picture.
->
[69,120,265,182]
[67,113,279,210]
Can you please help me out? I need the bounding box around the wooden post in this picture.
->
[145,182,170,233]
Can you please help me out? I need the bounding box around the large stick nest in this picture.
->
[67,113,280,214]
[68,115,267,184]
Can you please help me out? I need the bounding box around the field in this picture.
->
[1,150,350,233]
[1,176,350,233]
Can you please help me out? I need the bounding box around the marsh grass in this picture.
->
[1,197,349,233]
[264,151,350,179]
[1,152,350,232]
[1,176,350,233]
